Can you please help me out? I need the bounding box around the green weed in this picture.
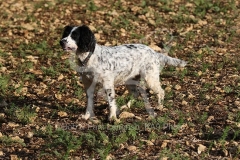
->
[0,74,9,96]
[219,126,231,148]
[198,112,208,124]
[224,86,233,94]
[87,0,98,11]
[39,125,82,159]
[4,104,37,124]
[41,66,58,77]
[0,135,26,147]
[159,148,189,160]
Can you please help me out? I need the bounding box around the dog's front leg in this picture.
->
[82,76,96,120]
[105,88,118,120]
[103,81,119,120]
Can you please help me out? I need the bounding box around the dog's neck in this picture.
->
[76,51,93,66]
[76,44,101,66]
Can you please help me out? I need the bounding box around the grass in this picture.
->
[41,66,58,77]
[0,74,9,96]
[159,148,189,160]
[0,135,26,147]
[38,125,82,159]
[38,119,189,158]
[4,104,37,125]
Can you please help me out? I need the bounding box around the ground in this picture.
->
[0,0,240,159]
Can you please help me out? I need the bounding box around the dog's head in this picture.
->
[60,25,96,53]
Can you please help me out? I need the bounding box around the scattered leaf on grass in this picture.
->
[127,145,137,152]
[174,84,181,90]
[141,139,154,146]
[10,155,18,160]
[58,111,68,117]
[55,94,62,100]
[119,111,135,119]
[11,136,24,143]
[197,144,206,154]
[58,74,64,81]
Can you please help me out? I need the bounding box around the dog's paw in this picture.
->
[156,104,164,111]
[109,116,121,123]
[81,113,95,120]
[147,112,157,120]
[148,112,157,119]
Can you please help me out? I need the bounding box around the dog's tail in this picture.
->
[160,54,187,67]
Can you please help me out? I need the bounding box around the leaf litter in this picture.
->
[0,0,239,159]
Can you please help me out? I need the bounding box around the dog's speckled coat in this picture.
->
[60,25,187,120]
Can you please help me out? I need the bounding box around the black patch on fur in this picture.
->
[74,25,96,53]
[62,25,74,39]
[60,25,74,47]
[124,44,137,49]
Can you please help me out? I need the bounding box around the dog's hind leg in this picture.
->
[125,75,141,98]
[126,76,157,117]
[138,81,157,117]
[144,70,165,110]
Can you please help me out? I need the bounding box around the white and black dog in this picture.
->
[60,25,187,120]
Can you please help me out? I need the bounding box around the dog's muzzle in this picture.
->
[60,39,66,49]
[59,39,76,51]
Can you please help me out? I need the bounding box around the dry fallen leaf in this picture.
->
[8,122,19,128]
[127,145,137,152]
[58,74,64,81]
[106,154,114,160]
[27,132,34,138]
[149,43,161,52]
[127,100,134,108]
[207,116,214,122]
[120,104,128,110]
[134,116,142,120]
[141,139,154,146]
[11,136,24,143]
[174,84,181,90]
[55,94,62,100]
[58,111,68,117]
[21,23,35,31]
[182,100,188,105]
[161,141,168,148]
[198,20,207,26]
[10,155,18,160]
[119,111,135,119]
[0,66,7,72]
[197,144,206,154]
[29,69,43,75]
[234,101,240,107]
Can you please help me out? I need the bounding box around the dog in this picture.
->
[60,25,187,120]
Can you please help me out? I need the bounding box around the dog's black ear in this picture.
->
[61,25,74,39]
[76,25,96,53]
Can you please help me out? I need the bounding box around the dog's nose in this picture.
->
[60,39,67,46]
